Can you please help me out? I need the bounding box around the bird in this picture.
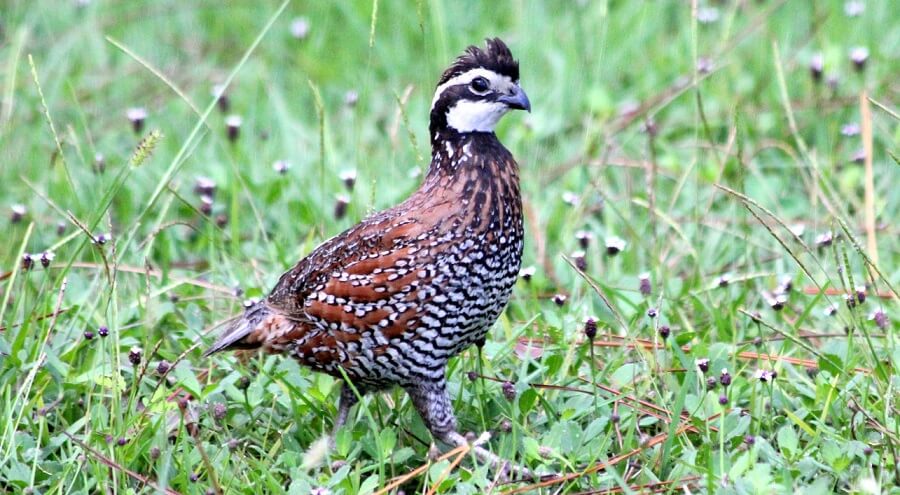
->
[204,38,532,477]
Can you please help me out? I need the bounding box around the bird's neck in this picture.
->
[426,131,507,176]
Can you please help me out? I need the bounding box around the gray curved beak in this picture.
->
[499,85,531,113]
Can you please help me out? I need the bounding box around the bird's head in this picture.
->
[429,38,529,140]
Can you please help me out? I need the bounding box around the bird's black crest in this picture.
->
[438,38,519,85]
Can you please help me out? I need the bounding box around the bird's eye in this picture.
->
[470,77,490,93]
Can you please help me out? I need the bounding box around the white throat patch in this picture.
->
[445,100,509,133]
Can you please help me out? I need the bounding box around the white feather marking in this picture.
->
[445,100,509,132]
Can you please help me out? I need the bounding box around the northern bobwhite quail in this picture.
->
[205,38,531,475]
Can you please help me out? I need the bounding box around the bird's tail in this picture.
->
[202,302,270,357]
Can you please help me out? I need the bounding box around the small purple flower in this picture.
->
[344,90,359,108]
[84,331,94,340]
[809,53,824,82]
[717,274,730,288]
[225,115,242,142]
[841,123,860,137]
[519,265,536,282]
[606,236,626,256]
[126,107,148,134]
[572,251,587,271]
[744,435,755,445]
[290,17,310,40]
[334,195,350,220]
[647,307,658,318]
[754,369,776,382]
[869,309,888,330]
[719,368,732,387]
[697,358,710,374]
[40,251,54,268]
[98,325,109,337]
[22,253,34,271]
[850,46,869,71]
[658,325,670,340]
[128,346,143,366]
[718,394,728,406]
[844,1,864,17]
[194,176,217,197]
[575,230,593,249]
[552,293,567,306]
[10,204,26,223]
[502,381,516,401]
[212,83,230,113]
[339,170,357,190]
[815,231,834,248]
[199,195,213,216]
[639,273,651,296]
[855,285,866,304]
[156,360,170,375]
[584,318,597,340]
[272,160,290,175]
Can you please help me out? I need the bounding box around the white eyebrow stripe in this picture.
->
[430,68,513,110]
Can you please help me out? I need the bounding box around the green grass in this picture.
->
[1,0,898,493]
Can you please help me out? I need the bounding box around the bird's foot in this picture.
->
[443,431,537,481]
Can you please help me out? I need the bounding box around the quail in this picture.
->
[205,38,532,476]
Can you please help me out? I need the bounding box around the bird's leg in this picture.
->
[331,382,360,445]
[406,380,535,480]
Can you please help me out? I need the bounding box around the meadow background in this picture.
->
[1,0,898,493]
